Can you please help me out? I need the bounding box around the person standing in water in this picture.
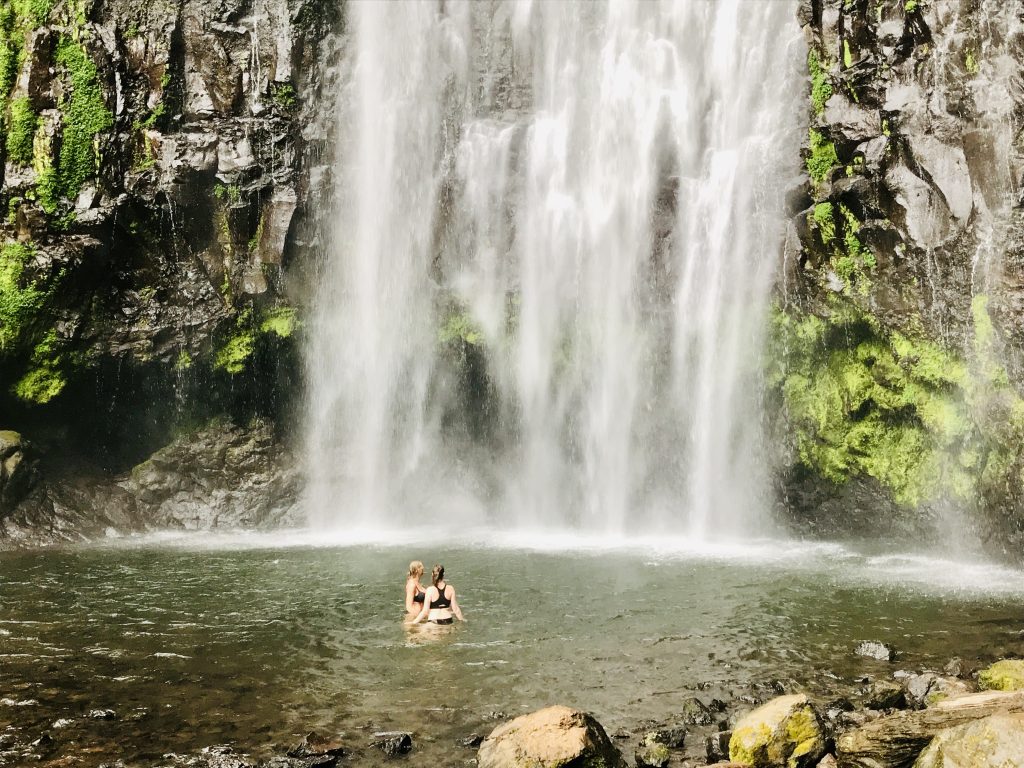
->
[404,561,427,618]
[408,564,464,625]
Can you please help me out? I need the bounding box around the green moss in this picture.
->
[174,349,192,370]
[48,36,114,205]
[215,331,255,375]
[260,306,296,338]
[904,0,918,12]
[6,96,37,165]
[978,660,1024,691]
[783,707,824,767]
[807,129,838,186]
[769,298,1024,509]
[808,50,833,116]
[843,39,854,68]
[0,241,45,352]
[12,0,55,27]
[248,212,265,253]
[964,49,979,75]
[13,330,67,403]
[439,310,483,347]
[270,82,297,112]
[812,203,835,246]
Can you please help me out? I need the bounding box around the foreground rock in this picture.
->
[728,694,826,767]
[912,713,1024,767]
[836,691,1024,768]
[977,659,1024,692]
[477,705,626,768]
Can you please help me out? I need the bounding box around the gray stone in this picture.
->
[477,706,626,768]
[856,641,898,662]
[913,713,1024,767]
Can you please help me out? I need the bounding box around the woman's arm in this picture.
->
[450,588,465,621]
[404,580,417,614]
[408,587,435,624]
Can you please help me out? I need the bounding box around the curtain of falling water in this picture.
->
[305,0,805,535]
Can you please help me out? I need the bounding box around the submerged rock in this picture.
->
[977,659,1024,692]
[286,731,344,759]
[477,705,626,768]
[678,696,715,726]
[634,734,670,768]
[865,681,906,710]
[856,641,897,662]
[728,694,826,767]
[370,731,412,757]
[912,713,1024,767]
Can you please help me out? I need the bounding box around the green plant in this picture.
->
[270,82,297,111]
[808,50,833,116]
[807,129,838,186]
[5,96,36,165]
[13,329,67,403]
[0,240,44,351]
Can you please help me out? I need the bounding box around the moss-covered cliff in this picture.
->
[0,0,340,452]
[772,0,1024,559]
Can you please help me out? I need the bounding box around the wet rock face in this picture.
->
[773,0,1024,562]
[0,419,299,547]
[0,0,339,398]
[0,430,36,513]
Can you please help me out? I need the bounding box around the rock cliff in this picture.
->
[773,0,1024,559]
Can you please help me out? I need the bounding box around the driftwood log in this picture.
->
[836,691,1024,768]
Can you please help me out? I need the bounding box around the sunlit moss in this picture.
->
[260,306,296,338]
[13,329,67,403]
[0,241,44,351]
[807,129,838,186]
[808,50,833,116]
[6,95,36,165]
[767,298,1020,508]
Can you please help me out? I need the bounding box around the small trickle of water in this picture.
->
[305,1,804,534]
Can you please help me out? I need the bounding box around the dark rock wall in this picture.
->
[773,0,1024,559]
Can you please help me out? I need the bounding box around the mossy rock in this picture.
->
[729,694,826,768]
[977,659,1024,692]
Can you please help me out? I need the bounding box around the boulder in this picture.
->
[866,681,906,710]
[679,696,715,725]
[856,641,898,662]
[477,706,626,768]
[728,694,826,767]
[912,713,1024,767]
[635,734,670,768]
[837,691,1024,768]
[370,731,411,757]
[977,659,1024,692]
[286,731,344,759]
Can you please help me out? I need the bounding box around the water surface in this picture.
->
[1,533,1022,765]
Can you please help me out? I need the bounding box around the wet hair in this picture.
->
[408,561,423,578]
[431,564,445,586]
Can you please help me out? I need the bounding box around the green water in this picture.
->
[0,534,1022,766]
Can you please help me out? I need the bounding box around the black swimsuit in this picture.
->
[429,583,453,623]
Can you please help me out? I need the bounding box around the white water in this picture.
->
[306,1,805,535]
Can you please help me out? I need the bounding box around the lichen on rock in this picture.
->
[728,694,826,767]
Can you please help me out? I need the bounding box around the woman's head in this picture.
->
[431,564,445,586]
[408,561,424,579]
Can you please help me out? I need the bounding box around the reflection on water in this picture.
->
[0,535,1022,766]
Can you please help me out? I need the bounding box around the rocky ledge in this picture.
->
[0,418,300,548]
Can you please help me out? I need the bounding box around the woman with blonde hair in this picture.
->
[404,561,427,617]
[409,564,464,625]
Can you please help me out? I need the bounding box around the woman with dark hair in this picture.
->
[408,564,465,625]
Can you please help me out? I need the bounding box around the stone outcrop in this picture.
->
[912,713,1024,768]
[836,690,1024,768]
[728,694,826,768]
[0,419,299,547]
[477,706,627,768]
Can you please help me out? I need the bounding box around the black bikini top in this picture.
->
[430,583,452,609]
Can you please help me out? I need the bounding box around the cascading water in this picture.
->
[305,0,805,535]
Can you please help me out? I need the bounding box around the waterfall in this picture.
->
[305,0,805,536]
